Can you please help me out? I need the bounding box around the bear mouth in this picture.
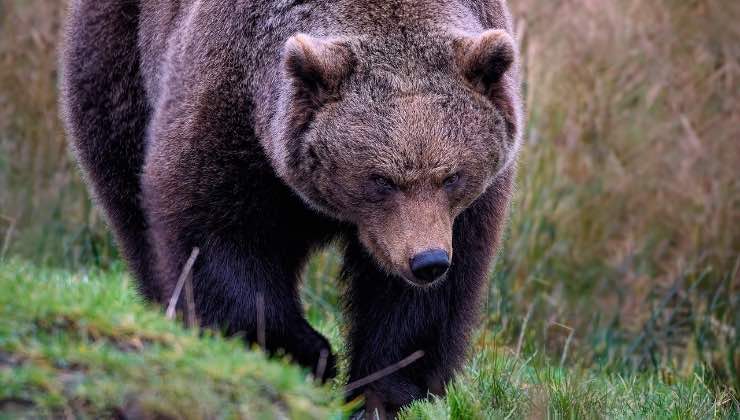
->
[398,270,449,290]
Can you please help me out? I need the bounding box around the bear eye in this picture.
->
[373,175,396,192]
[443,173,461,189]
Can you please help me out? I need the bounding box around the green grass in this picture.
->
[1,260,737,418]
[0,260,347,419]
[401,348,739,419]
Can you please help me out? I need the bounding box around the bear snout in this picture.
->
[409,249,450,285]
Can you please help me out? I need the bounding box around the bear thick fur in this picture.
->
[61,0,522,416]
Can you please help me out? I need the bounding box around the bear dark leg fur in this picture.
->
[343,170,513,415]
[140,86,340,380]
[188,239,339,381]
[61,2,158,301]
[141,183,339,380]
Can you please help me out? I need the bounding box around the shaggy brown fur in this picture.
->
[61,0,522,417]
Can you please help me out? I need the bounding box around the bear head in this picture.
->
[269,29,521,287]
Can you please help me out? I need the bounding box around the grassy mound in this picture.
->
[2,260,736,419]
[0,261,345,419]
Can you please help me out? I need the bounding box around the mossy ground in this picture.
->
[0,261,347,419]
[1,260,737,419]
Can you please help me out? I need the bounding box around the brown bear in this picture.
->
[60,0,522,416]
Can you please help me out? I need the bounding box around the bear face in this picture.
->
[269,30,520,286]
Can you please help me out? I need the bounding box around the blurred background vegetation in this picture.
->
[1,0,738,404]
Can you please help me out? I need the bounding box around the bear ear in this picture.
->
[455,29,515,94]
[282,34,355,111]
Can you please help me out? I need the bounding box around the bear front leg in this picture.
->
[146,220,338,381]
[343,240,460,417]
[193,241,338,381]
[141,146,339,381]
[137,30,345,379]
[342,177,513,417]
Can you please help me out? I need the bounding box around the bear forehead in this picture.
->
[317,93,497,177]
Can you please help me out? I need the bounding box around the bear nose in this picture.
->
[409,249,450,284]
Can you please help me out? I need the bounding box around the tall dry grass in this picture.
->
[0,0,737,393]
[0,1,115,266]
[494,0,739,390]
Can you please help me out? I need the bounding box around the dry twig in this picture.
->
[345,350,425,394]
[166,247,200,321]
